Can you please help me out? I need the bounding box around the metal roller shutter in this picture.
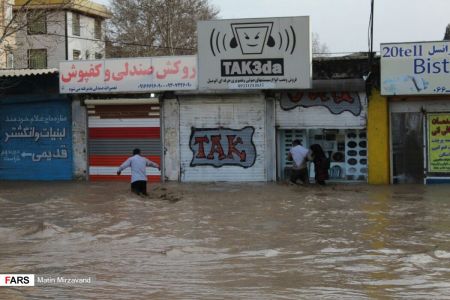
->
[0,100,73,180]
[87,101,161,182]
[179,95,267,182]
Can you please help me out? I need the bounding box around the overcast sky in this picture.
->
[100,0,450,54]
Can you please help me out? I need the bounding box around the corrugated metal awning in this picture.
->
[0,68,59,78]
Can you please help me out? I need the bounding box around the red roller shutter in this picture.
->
[87,101,161,182]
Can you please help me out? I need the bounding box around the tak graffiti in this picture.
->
[280,91,362,116]
[189,127,256,168]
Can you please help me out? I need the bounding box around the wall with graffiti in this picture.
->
[276,91,367,129]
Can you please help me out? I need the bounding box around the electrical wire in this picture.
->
[368,0,375,69]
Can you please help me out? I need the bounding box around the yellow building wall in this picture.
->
[368,89,390,184]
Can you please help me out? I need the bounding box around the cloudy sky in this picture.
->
[99,0,450,54]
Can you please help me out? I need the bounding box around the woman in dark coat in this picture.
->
[310,144,329,185]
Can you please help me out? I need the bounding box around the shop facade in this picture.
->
[275,80,368,182]
[162,92,275,182]
[85,99,161,182]
[59,56,198,182]
[381,41,450,184]
[0,70,79,180]
[161,69,369,183]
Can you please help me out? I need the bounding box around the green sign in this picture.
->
[428,113,450,173]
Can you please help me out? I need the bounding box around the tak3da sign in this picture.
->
[198,17,311,90]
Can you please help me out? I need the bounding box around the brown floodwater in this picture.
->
[0,181,449,299]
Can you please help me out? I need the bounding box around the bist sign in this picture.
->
[198,17,311,90]
[381,41,450,95]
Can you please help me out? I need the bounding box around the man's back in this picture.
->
[118,154,157,182]
[290,145,310,169]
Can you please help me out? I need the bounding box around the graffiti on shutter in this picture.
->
[280,91,362,116]
[189,126,256,168]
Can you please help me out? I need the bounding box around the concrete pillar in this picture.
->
[71,97,88,180]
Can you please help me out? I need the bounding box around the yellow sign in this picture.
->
[428,113,450,173]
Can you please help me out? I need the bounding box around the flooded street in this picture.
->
[0,182,449,299]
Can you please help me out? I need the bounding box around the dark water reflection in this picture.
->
[0,182,449,299]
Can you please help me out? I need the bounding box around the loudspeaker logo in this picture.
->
[209,21,297,56]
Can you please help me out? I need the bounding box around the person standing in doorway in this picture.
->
[310,144,330,185]
[117,148,160,196]
[287,139,312,184]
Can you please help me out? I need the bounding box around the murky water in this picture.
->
[0,182,449,299]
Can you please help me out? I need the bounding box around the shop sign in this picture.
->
[198,17,311,90]
[0,101,72,180]
[59,56,197,93]
[280,91,362,116]
[428,113,450,173]
[381,41,450,95]
[189,127,256,168]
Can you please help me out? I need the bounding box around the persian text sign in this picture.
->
[198,17,311,90]
[189,127,256,168]
[59,56,197,93]
[381,41,450,95]
[280,91,362,116]
[428,113,450,173]
[0,101,72,180]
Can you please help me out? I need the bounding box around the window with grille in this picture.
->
[28,49,47,69]
[27,12,46,35]
[72,13,80,36]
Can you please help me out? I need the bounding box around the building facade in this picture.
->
[12,0,110,69]
[378,40,450,184]
[0,0,14,69]
[162,56,370,183]
[0,69,86,180]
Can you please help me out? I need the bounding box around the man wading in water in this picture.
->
[117,148,160,196]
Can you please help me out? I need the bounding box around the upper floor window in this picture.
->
[94,19,102,40]
[6,53,14,69]
[95,52,103,59]
[5,2,13,22]
[27,12,46,35]
[28,49,47,69]
[73,49,81,60]
[72,13,80,36]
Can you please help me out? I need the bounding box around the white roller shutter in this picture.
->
[179,95,267,182]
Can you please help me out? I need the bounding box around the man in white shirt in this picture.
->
[287,139,312,184]
[117,148,160,196]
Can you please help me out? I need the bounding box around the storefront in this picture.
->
[381,41,450,184]
[162,92,275,182]
[86,99,161,182]
[0,70,73,180]
[59,55,198,181]
[276,80,368,182]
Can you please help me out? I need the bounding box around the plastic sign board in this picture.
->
[428,113,450,173]
[59,56,197,94]
[381,41,450,95]
[198,17,311,90]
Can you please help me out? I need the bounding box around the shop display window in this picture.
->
[280,129,368,181]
